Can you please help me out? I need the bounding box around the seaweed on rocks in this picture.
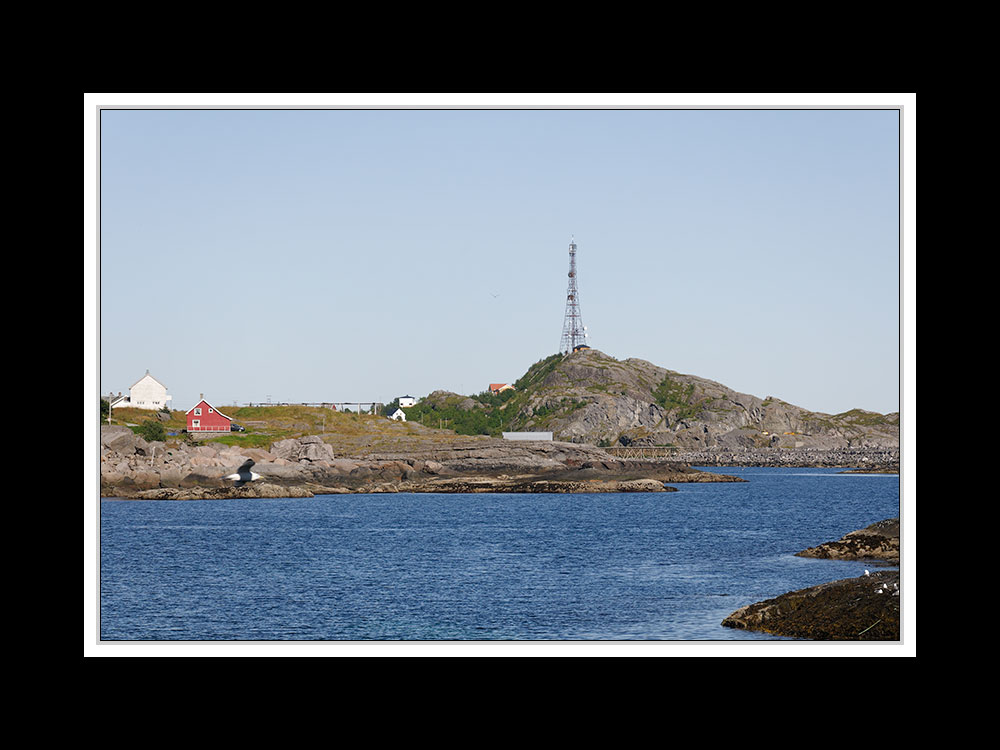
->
[722,518,902,641]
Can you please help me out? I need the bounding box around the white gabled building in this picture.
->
[398,395,417,407]
[118,370,173,411]
[388,408,407,422]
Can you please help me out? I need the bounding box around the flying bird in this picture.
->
[224,459,263,487]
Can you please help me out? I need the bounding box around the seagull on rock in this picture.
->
[224,459,263,487]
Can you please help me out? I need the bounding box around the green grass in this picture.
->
[832,408,897,426]
[203,432,277,449]
[105,403,486,454]
[653,376,696,417]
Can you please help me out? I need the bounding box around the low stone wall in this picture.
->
[672,446,900,469]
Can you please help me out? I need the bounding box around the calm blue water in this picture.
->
[99,467,900,641]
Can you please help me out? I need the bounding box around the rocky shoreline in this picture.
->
[99,426,745,499]
[100,425,903,641]
[721,519,902,640]
[672,447,899,471]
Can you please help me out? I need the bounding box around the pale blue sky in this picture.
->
[97,105,902,415]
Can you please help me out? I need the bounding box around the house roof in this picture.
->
[185,398,233,421]
[489,383,512,390]
[130,370,167,390]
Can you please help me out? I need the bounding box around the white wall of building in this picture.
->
[129,373,172,410]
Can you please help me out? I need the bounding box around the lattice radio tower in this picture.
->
[559,236,589,353]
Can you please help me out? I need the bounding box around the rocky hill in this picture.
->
[479,348,899,455]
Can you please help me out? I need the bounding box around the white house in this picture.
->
[398,395,417,407]
[388,408,407,422]
[116,370,172,411]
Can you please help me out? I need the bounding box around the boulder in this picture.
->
[270,439,300,461]
[271,437,335,462]
[101,425,148,455]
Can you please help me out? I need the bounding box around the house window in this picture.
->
[192,419,200,428]
[194,407,202,416]
[208,408,214,413]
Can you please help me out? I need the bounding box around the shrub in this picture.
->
[137,419,167,442]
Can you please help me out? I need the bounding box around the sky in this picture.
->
[91,96,908,416]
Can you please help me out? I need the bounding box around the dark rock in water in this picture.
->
[796,518,900,563]
[124,483,315,500]
[722,518,902,640]
[394,476,676,494]
[722,570,900,641]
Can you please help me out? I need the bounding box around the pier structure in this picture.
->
[603,445,676,460]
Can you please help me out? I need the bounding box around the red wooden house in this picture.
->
[186,397,233,433]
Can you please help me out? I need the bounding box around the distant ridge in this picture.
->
[423,348,898,451]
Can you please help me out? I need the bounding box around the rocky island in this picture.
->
[721,519,902,640]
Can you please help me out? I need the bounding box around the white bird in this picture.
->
[864,569,870,576]
[224,459,263,487]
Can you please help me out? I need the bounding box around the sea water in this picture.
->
[98,467,900,641]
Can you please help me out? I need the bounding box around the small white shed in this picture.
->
[388,408,407,422]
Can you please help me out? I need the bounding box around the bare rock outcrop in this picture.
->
[722,518,902,640]
[508,349,900,454]
[271,435,336,463]
[721,569,900,640]
[125,483,315,500]
[99,426,741,498]
[795,518,900,563]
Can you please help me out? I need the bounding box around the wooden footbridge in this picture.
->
[602,445,677,460]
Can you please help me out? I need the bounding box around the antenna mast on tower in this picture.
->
[559,236,589,354]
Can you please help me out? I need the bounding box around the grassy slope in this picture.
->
[104,404,485,455]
